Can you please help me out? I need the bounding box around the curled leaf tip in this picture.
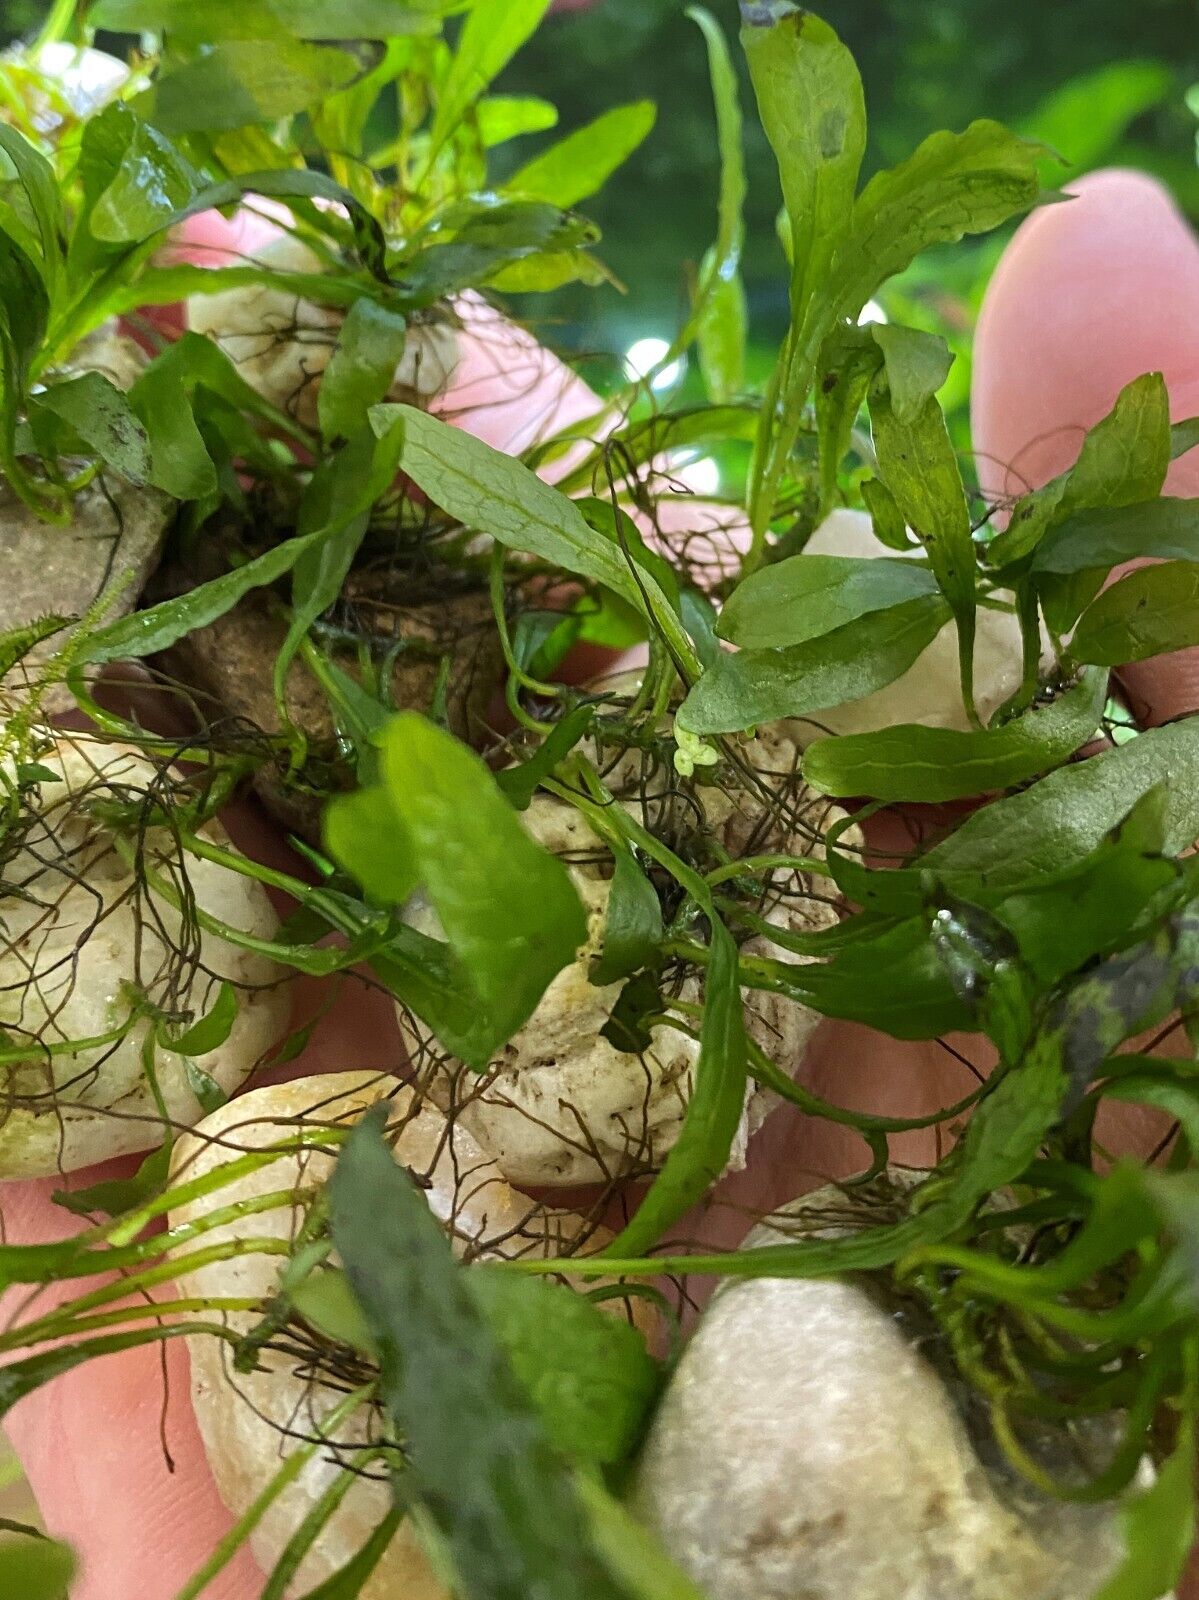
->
[739,1,805,29]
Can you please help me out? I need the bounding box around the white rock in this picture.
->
[187,235,459,431]
[0,736,287,1176]
[633,1176,1151,1600]
[24,42,130,119]
[794,508,1037,739]
[399,722,852,1186]
[170,1072,647,1598]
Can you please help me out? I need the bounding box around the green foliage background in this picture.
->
[489,0,1198,386]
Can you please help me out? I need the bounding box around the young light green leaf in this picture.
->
[0,1536,75,1600]
[1094,1421,1196,1600]
[869,323,954,424]
[590,844,664,987]
[466,1267,661,1468]
[680,594,951,734]
[689,7,746,401]
[428,0,553,163]
[32,373,152,484]
[1070,562,1199,667]
[318,300,408,445]
[575,1477,707,1600]
[476,96,559,147]
[327,1113,628,1600]
[327,713,586,1069]
[919,717,1199,889]
[833,118,1046,322]
[803,668,1108,802]
[323,787,417,907]
[507,102,656,209]
[719,552,938,650]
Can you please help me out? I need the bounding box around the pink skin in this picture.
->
[6,170,1199,1597]
[972,168,1199,725]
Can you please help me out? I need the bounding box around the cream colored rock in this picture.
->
[633,1176,1149,1600]
[188,235,459,430]
[794,508,1041,738]
[0,737,286,1176]
[400,721,851,1186]
[170,1072,638,1598]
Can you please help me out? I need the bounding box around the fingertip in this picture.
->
[973,167,1199,500]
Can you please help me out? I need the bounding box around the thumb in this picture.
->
[971,168,1199,724]
[0,1172,261,1600]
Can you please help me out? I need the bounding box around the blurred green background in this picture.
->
[489,0,1199,425]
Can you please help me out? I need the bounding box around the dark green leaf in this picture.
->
[79,525,330,664]
[508,102,656,209]
[466,1267,661,1468]
[859,475,910,550]
[184,1062,230,1116]
[919,718,1199,888]
[328,1113,627,1600]
[1171,416,1199,462]
[834,119,1046,321]
[165,981,240,1057]
[0,125,62,289]
[1034,497,1199,574]
[590,845,663,987]
[869,376,977,710]
[139,40,360,135]
[679,593,950,734]
[1070,563,1199,667]
[378,405,688,660]
[292,1510,404,1600]
[53,1140,173,1220]
[31,373,152,484]
[990,373,1171,567]
[741,2,864,317]
[802,668,1108,802]
[719,552,938,650]
[762,916,972,1039]
[496,706,595,811]
[318,300,408,445]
